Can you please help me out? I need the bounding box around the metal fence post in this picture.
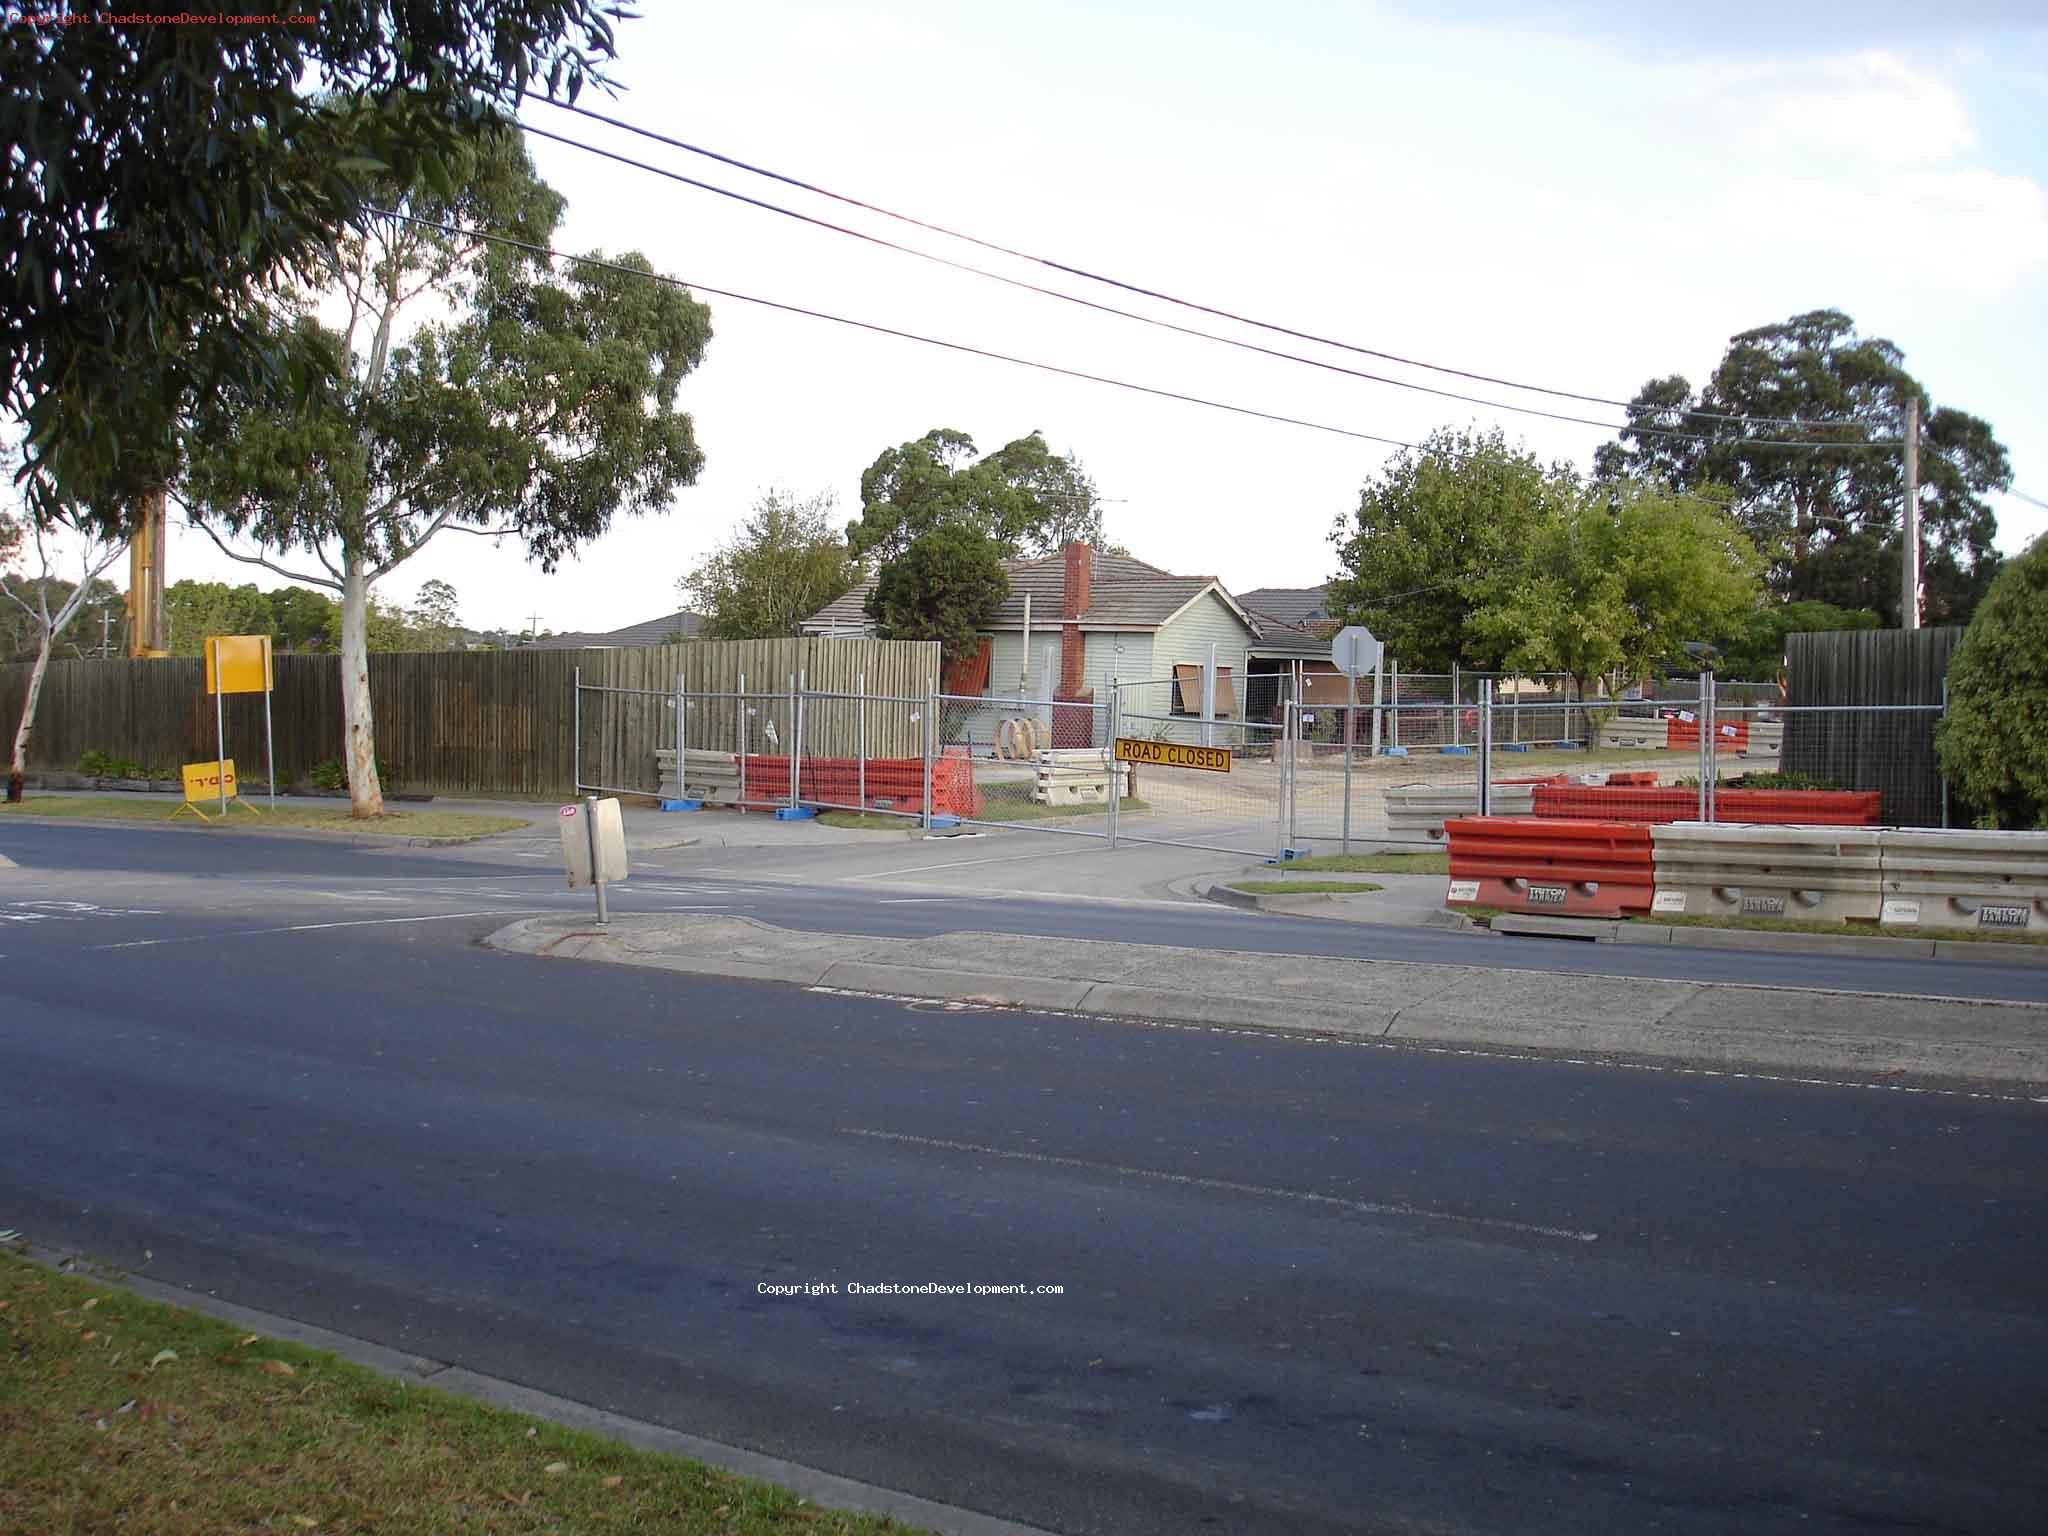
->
[1477,680,1494,817]
[1451,663,1461,748]
[737,670,748,814]
[921,678,935,835]
[1340,702,1353,854]
[787,671,799,811]
[571,663,582,795]
[1108,676,1121,850]
[1696,671,1712,823]
[1939,677,1950,829]
[1390,658,1400,752]
[1287,700,1301,852]
[684,671,700,806]
[857,672,868,811]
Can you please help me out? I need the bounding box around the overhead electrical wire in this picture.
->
[528,94,1901,444]
[364,207,1421,451]
[519,119,1892,454]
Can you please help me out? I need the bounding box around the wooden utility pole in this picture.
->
[126,486,168,656]
[1901,398,1921,631]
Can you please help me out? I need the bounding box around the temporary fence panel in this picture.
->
[936,691,1115,836]
[1112,706,1285,857]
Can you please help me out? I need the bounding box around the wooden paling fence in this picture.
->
[2,638,938,800]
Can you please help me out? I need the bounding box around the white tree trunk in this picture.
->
[339,554,385,818]
[6,632,53,803]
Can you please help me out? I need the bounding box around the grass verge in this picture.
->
[813,810,919,831]
[1283,852,1448,875]
[0,1249,920,1535]
[1229,879,1383,896]
[0,797,528,841]
[1650,912,2048,946]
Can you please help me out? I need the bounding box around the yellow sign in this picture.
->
[1114,737,1231,773]
[204,634,273,695]
[181,758,239,802]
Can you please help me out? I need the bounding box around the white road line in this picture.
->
[840,1127,1598,1243]
[91,911,521,950]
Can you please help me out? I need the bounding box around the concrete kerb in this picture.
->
[7,1241,1053,1536]
[1490,912,2048,968]
[484,913,2048,1089]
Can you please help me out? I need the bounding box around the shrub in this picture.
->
[76,749,151,779]
[306,757,392,791]
[1937,535,2048,829]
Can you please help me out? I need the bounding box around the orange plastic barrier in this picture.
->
[736,750,983,817]
[1529,784,1880,825]
[1444,816,1655,918]
[1664,714,1749,752]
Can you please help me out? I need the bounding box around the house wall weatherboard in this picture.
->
[1153,590,1254,704]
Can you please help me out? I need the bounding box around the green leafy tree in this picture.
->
[410,579,464,649]
[1936,536,2048,829]
[1709,600,1881,683]
[865,524,1010,670]
[181,131,712,816]
[2,469,127,799]
[682,489,859,639]
[1326,426,1572,671]
[1597,310,2010,624]
[1465,481,1761,698]
[2,4,628,525]
[163,580,280,656]
[846,430,1105,563]
[269,586,340,652]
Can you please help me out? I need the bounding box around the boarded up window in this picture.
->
[1171,664,1239,717]
[941,638,993,696]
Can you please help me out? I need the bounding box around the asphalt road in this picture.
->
[3,822,2047,1533]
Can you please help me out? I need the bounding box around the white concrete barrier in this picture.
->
[1594,717,1669,751]
[1033,750,1130,807]
[656,747,742,804]
[1384,782,1537,840]
[1877,828,2048,933]
[1649,822,1884,924]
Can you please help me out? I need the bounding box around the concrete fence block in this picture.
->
[1877,828,2048,932]
[1649,821,1884,924]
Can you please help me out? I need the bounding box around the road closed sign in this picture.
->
[1114,738,1231,773]
[181,759,238,802]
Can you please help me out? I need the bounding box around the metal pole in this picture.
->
[1390,657,1400,751]
[1511,676,1521,744]
[920,678,936,834]
[572,664,582,794]
[857,672,867,810]
[1697,671,1711,823]
[680,671,689,790]
[737,670,748,813]
[794,668,808,809]
[1369,656,1383,757]
[263,686,275,809]
[584,793,609,926]
[212,638,227,817]
[1451,663,1461,748]
[787,671,799,811]
[1939,677,1950,829]
[1107,675,1121,850]
[1706,672,1718,823]
[1340,701,1353,854]
[1287,700,1300,852]
[1477,680,1492,817]
[1903,396,1921,631]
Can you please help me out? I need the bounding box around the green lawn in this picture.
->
[0,1250,923,1535]
[1650,912,2048,946]
[1229,879,1384,896]
[0,796,527,841]
[813,810,920,831]
[1283,852,1448,875]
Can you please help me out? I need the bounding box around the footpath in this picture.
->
[486,912,2048,1091]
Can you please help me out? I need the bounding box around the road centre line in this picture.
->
[839,1126,1599,1243]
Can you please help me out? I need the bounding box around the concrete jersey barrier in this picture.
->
[1650,822,1884,924]
[1877,828,2048,933]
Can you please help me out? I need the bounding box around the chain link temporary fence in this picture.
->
[576,669,1954,851]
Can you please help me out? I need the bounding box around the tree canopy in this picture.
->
[1937,535,2048,830]
[846,430,1106,563]
[1,4,628,521]
[865,524,1010,668]
[180,131,712,814]
[1328,425,1763,691]
[682,489,859,639]
[1596,309,2010,625]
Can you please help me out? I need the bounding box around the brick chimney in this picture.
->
[1058,541,1093,701]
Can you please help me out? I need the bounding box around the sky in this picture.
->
[158,0,2048,635]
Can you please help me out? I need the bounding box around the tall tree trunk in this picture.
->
[339,554,385,818]
[7,631,54,803]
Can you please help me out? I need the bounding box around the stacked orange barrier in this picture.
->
[736,750,983,818]
[1665,714,1750,752]
[1529,785,1881,825]
[1444,816,1655,917]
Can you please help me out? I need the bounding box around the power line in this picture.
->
[519,121,1890,452]
[365,207,1420,452]
[2011,489,2048,514]
[529,95,1896,442]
